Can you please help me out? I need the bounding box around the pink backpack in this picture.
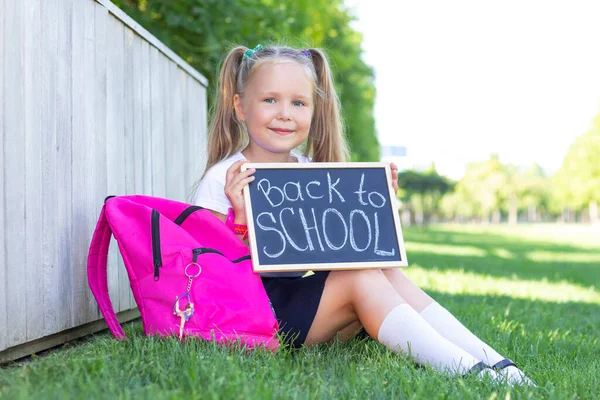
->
[87,195,279,349]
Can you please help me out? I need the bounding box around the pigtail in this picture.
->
[204,46,247,175]
[305,48,349,163]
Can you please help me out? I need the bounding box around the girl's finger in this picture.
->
[225,171,255,196]
[226,160,249,183]
[230,175,255,194]
[226,159,245,175]
[228,168,255,188]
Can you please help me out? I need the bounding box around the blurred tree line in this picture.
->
[113,0,379,161]
[112,1,597,225]
[397,111,600,225]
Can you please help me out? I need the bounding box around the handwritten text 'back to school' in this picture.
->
[250,172,397,260]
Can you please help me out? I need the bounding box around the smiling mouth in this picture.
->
[269,128,294,135]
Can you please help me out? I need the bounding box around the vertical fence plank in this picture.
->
[124,27,135,199]
[129,33,144,307]
[132,34,143,194]
[198,84,208,173]
[141,40,152,195]
[92,0,108,320]
[0,0,8,351]
[71,0,98,326]
[70,0,85,326]
[41,0,59,337]
[163,63,179,201]
[85,0,101,322]
[150,48,166,197]
[56,0,74,331]
[198,83,208,184]
[106,15,126,311]
[180,73,190,199]
[176,66,187,201]
[185,75,196,200]
[24,0,44,341]
[164,60,173,198]
[4,0,27,347]
[161,56,181,200]
[189,80,208,188]
[122,26,136,309]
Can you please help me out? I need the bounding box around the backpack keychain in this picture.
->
[172,262,201,339]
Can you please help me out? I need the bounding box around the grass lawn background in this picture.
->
[1,224,599,399]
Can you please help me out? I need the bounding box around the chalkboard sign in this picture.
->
[242,162,408,273]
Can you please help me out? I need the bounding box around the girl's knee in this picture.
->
[330,268,387,290]
[353,268,386,279]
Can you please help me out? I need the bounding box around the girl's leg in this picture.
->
[382,268,434,312]
[383,268,534,385]
[303,269,496,377]
[303,269,400,344]
[334,320,363,342]
[383,267,507,363]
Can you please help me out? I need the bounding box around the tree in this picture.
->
[112,0,380,161]
[514,163,550,222]
[552,112,600,223]
[445,156,552,224]
[454,154,507,223]
[397,166,454,224]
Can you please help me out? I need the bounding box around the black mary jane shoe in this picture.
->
[463,361,492,377]
[491,357,536,386]
[491,358,517,371]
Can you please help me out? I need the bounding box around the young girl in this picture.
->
[192,44,534,385]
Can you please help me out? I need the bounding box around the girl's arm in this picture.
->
[206,159,255,243]
[223,159,255,224]
[209,210,227,223]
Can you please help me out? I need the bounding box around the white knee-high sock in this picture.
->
[377,304,496,377]
[419,302,504,365]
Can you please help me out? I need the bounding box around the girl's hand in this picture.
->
[390,162,399,193]
[224,159,255,224]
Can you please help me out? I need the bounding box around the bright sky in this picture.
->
[346,0,600,179]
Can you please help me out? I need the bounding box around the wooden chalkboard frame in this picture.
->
[241,162,408,273]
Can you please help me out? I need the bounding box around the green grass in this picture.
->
[2,224,599,399]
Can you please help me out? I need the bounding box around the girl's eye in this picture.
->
[293,100,305,107]
[264,98,276,104]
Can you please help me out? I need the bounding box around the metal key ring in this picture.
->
[184,262,202,278]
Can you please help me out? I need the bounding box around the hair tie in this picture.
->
[243,44,263,61]
[301,49,312,59]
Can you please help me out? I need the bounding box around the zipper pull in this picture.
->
[192,248,202,263]
[154,262,160,281]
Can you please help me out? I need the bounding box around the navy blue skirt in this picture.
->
[261,271,330,348]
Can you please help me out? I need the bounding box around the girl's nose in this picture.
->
[278,104,292,120]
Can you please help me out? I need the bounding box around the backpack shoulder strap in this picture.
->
[87,204,126,339]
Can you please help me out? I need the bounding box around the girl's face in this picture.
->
[234,61,314,162]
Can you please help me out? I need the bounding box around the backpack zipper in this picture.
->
[152,213,252,281]
[192,248,251,263]
[151,210,162,281]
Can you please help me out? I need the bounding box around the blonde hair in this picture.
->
[202,45,349,176]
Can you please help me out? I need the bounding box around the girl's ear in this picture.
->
[233,94,245,121]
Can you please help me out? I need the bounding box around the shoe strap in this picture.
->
[492,358,517,370]
[464,361,489,377]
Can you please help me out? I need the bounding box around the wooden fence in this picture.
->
[0,0,208,362]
